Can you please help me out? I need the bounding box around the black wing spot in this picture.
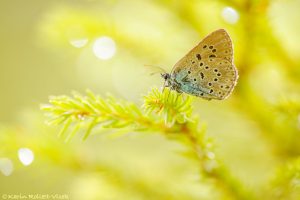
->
[217,73,221,76]
[205,66,209,69]
[214,78,218,81]
[225,85,230,89]
[210,89,213,93]
[192,61,195,64]
[214,69,218,72]
[208,82,212,86]
[212,49,216,53]
[196,54,201,60]
[209,46,213,49]
[194,78,197,81]
[200,72,204,79]
[200,62,203,66]
[203,45,207,49]
[209,54,216,58]
[188,71,191,74]
[220,85,224,88]
[200,93,204,96]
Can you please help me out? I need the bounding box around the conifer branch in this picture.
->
[41,88,255,200]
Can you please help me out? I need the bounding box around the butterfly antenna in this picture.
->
[144,64,166,76]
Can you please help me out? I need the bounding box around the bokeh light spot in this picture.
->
[221,7,239,24]
[18,148,34,166]
[69,38,89,48]
[93,36,116,60]
[0,158,13,176]
[207,152,215,160]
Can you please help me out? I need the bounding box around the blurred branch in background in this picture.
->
[270,157,300,200]
[0,125,203,199]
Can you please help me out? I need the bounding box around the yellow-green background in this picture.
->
[0,0,300,199]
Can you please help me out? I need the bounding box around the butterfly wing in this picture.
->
[197,29,233,62]
[172,58,238,100]
[171,29,233,70]
[170,29,238,100]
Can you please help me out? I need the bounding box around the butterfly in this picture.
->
[161,29,238,100]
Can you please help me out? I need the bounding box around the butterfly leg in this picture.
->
[175,91,183,103]
[162,80,168,93]
[166,88,171,102]
[175,93,180,103]
[180,93,186,102]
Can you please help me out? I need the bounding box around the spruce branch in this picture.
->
[41,90,157,140]
[41,88,255,200]
[41,88,194,140]
[143,88,193,125]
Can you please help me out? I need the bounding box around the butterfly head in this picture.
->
[161,73,171,88]
[161,73,170,81]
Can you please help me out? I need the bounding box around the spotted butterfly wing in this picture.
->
[170,29,238,100]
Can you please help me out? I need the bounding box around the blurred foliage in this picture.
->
[1,0,300,199]
[270,157,300,200]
